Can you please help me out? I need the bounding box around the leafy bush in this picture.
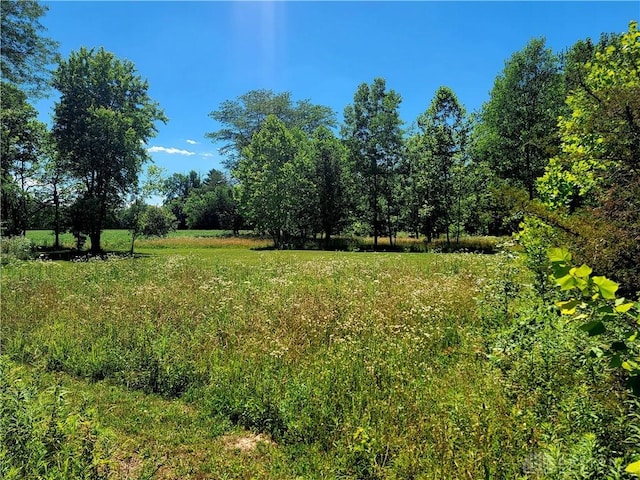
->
[140,205,177,238]
[517,216,558,299]
[0,236,34,262]
[0,357,113,479]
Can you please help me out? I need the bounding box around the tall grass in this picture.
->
[1,246,633,478]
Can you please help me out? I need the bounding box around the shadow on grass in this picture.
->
[251,236,499,254]
[35,246,152,261]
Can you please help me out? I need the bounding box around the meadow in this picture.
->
[1,232,637,479]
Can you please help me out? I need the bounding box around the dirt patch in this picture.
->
[221,433,275,453]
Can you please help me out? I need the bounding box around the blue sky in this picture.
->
[35,1,638,179]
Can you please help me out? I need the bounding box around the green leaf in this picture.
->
[592,276,618,299]
[579,320,605,336]
[626,460,640,475]
[615,302,634,314]
[571,264,592,278]
[610,354,622,368]
[551,264,571,279]
[556,299,581,315]
[589,346,604,358]
[622,360,639,372]
[548,247,571,264]
[556,274,577,291]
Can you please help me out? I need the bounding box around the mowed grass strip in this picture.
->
[2,248,533,478]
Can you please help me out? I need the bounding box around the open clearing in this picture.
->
[1,234,631,478]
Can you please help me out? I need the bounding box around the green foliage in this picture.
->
[235,115,315,247]
[0,82,48,236]
[311,126,351,244]
[182,176,241,232]
[163,170,202,229]
[517,216,559,298]
[0,235,34,263]
[477,37,565,199]
[548,247,640,394]
[535,22,640,297]
[342,78,404,246]
[538,22,639,211]
[52,47,167,253]
[415,86,469,243]
[207,89,336,168]
[0,358,112,479]
[139,206,177,238]
[0,0,58,96]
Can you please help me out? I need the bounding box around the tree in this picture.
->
[0,82,47,235]
[139,206,176,238]
[477,38,564,199]
[342,78,404,247]
[398,133,429,238]
[34,131,76,248]
[310,126,351,245]
[0,0,58,96]
[163,170,202,228]
[124,165,165,254]
[52,47,166,253]
[182,169,242,232]
[207,89,336,168]
[235,115,314,248]
[417,86,469,243]
[537,21,640,293]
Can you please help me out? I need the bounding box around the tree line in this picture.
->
[1,1,638,289]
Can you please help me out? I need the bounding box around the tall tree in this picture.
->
[477,38,564,199]
[52,47,166,253]
[537,22,640,292]
[310,126,351,245]
[207,89,336,168]
[235,115,314,248]
[418,86,469,243]
[0,0,58,96]
[342,78,403,247]
[0,82,47,235]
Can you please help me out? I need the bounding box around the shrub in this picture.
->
[0,357,113,479]
[0,236,34,262]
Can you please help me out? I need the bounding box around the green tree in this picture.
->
[417,86,469,243]
[0,0,58,96]
[235,115,314,248]
[163,170,202,228]
[342,78,404,247]
[139,205,176,238]
[32,131,77,247]
[52,47,166,253]
[310,126,351,245]
[478,38,564,199]
[0,82,47,235]
[207,89,336,168]
[124,165,166,254]
[187,169,242,232]
[537,21,640,293]
[399,133,436,240]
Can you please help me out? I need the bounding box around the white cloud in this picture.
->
[186,139,198,145]
[200,153,215,158]
[147,146,196,156]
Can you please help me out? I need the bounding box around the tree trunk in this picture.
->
[89,231,101,254]
[130,232,136,255]
[53,188,61,249]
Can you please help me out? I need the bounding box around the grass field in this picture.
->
[1,232,636,479]
[24,229,500,255]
